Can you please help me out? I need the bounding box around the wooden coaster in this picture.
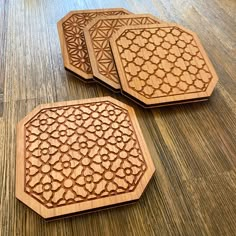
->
[84,14,162,91]
[16,97,155,219]
[57,9,131,81]
[110,24,219,107]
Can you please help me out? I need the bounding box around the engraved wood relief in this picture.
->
[110,24,218,106]
[16,97,155,219]
[84,15,161,90]
[57,9,131,79]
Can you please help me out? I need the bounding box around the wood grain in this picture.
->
[0,0,236,235]
[0,0,8,116]
[16,96,155,219]
[110,24,218,107]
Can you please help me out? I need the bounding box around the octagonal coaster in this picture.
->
[110,24,219,107]
[57,8,131,81]
[84,14,162,91]
[16,97,155,219]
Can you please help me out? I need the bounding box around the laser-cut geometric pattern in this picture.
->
[57,9,131,80]
[110,24,218,106]
[84,14,161,90]
[25,102,147,208]
[16,97,155,219]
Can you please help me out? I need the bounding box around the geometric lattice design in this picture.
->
[25,101,146,207]
[84,14,162,90]
[57,9,131,80]
[110,24,218,106]
[16,97,155,219]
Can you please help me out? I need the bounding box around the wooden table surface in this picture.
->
[0,0,235,235]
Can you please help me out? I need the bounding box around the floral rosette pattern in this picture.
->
[24,101,147,208]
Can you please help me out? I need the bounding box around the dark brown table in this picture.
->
[0,0,235,235]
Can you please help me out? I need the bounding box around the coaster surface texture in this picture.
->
[110,24,218,106]
[57,9,131,80]
[16,97,155,219]
[84,14,162,90]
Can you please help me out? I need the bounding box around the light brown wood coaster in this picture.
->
[57,9,131,81]
[110,24,219,107]
[84,14,162,91]
[16,97,155,219]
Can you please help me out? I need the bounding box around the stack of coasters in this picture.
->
[16,97,155,219]
[58,8,218,107]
